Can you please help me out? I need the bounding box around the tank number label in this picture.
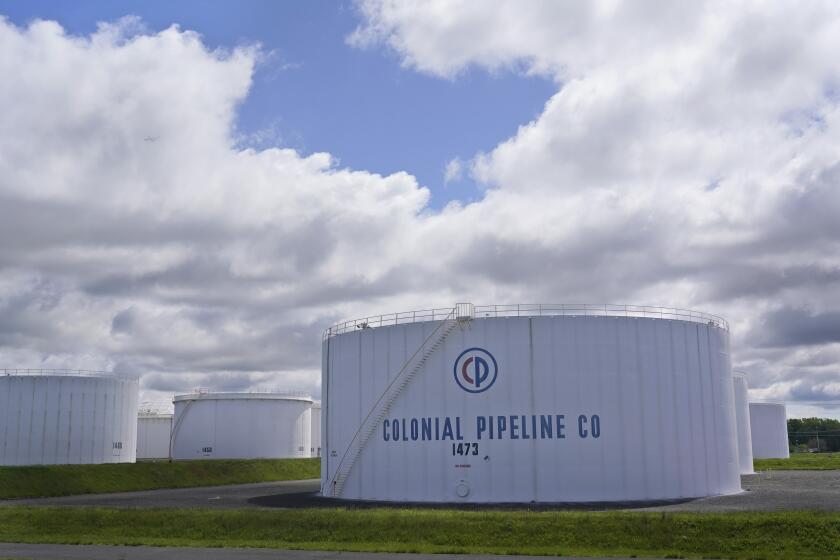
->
[201,446,213,453]
[112,442,122,449]
[452,442,479,456]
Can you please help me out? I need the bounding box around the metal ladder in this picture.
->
[328,308,466,497]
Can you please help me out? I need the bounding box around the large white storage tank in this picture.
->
[322,304,741,503]
[732,372,754,474]
[311,401,322,457]
[171,391,312,460]
[0,369,138,465]
[749,402,789,459]
[136,408,173,460]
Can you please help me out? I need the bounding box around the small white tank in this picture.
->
[136,412,173,460]
[0,369,138,465]
[171,391,312,460]
[732,372,754,474]
[749,402,789,459]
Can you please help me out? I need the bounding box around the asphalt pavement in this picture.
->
[0,479,320,509]
[4,471,838,512]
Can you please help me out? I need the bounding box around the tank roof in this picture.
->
[173,390,312,403]
[138,412,173,419]
[325,303,729,338]
[1,368,137,381]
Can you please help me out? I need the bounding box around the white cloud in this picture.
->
[352,0,840,417]
[0,17,439,399]
[3,7,840,419]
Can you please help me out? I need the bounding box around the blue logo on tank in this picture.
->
[454,348,498,393]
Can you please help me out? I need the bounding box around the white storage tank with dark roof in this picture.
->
[0,369,138,465]
[749,401,789,459]
[732,372,755,474]
[171,391,312,460]
[322,303,741,503]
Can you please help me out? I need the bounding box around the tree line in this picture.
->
[788,417,840,452]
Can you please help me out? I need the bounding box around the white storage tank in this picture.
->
[732,372,755,474]
[171,391,312,460]
[749,402,789,459]
[322,304,741,503]
[311,401,322,457]
[0,369,138,465]
[136,410,173,460]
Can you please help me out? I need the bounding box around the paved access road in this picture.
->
[0,543,648,560]
[0,479,320,509]
[3,471,839,511]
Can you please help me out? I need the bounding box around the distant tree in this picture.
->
[788,417,840,452]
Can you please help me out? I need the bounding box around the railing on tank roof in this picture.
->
[182,387,312,399]
[324,303,728,338]
[0,368,138,379]
[138,401,175,415]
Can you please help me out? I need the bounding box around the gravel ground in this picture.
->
[642,470,840,512]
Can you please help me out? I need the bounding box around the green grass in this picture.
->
[0,507,838,559]
[0,458,319,499]
[755,452,840,471]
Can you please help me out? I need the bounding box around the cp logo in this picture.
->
[454,348,498,393]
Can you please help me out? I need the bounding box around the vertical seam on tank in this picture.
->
[708,326,722,490]
[324,337,331,491]
[425,322,432,501]
[706,326,722,491]
[551,316,559,497]
[356,331,362,496]
[14,381,22,463]
[81,390,87,463]
[633,319,648,498]
[90,388,98,464]
[614,318,628,499]
[595,318,606,500]
[683,325,698,495]
[694,324,711,493]
[668,321,683,497]
[654,320,666,498]
[528,318,537,502]
[55,378,62,462]
[67,391,74,463]
[116,380,123,461]
[1,379,7,463]
[39,379,47,464]
[26,378,35,463]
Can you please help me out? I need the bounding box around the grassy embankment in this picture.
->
[0,507,838,559]
[0,458,319,499]
[754,452,840,471]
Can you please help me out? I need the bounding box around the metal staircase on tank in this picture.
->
[328,303,474,497]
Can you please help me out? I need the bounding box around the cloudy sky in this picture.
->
[1,1,839,418]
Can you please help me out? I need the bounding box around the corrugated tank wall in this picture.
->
[311,402,321,457]
[749,402,789,459]
[323,315,740,502]
[171,394,312,460]
[0,374,138,465]
[732,373,755,473]
[136,415,172,460]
